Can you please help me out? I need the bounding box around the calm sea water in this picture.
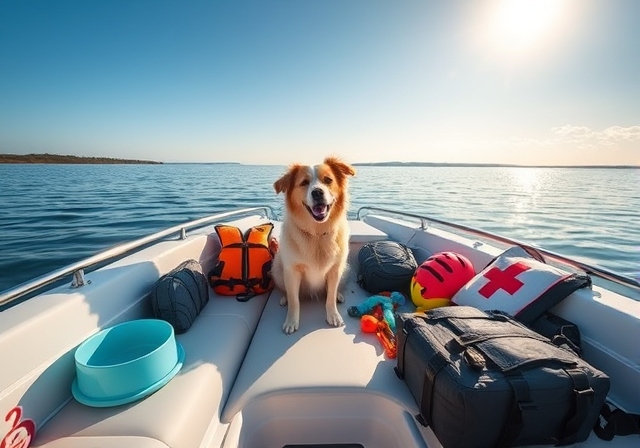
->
[0,164,638,293]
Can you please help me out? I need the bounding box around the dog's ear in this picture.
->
[274,164,301,194]
[325,156,356,178]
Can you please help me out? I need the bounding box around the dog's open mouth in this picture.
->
[305,203,331,222]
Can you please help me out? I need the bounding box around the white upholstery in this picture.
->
[32,291,268,448]
[27,219,391,448]
[35,437,170,448]
[221,284,418,423]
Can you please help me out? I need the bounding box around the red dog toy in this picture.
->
[360,314,397,359]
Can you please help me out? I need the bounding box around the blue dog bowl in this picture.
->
[72,319,184,407]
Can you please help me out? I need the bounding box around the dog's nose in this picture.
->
[311,188,324,200]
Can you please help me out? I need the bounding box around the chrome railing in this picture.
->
[0,206,276,308]
[357,206,640,293]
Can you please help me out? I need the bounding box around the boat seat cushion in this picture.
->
[32,291,268,448]
[33,437,169,448]
[451,245,592,324]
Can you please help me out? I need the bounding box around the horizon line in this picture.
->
[0,153,638,169]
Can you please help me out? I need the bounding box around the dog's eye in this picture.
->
[300,179,310,187]
[323,177,333,185]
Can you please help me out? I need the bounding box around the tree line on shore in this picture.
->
[0,153,161,164]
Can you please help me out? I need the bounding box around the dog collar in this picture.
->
[295,223,329,238]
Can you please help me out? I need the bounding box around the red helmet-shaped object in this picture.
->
[412,252,475,301]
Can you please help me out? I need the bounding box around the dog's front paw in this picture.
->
[282,317,299,334]
[326,309,344,327]
[279,295,287,306]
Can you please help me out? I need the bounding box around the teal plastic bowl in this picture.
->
[72,319,184,407]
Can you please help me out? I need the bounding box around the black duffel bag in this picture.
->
[356,240,417,295]
[149,259,209,334]
[395,306,610,448]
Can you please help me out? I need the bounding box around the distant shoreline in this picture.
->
[352,161,639,169]
[0,153,161,164]
[0,154,636,168]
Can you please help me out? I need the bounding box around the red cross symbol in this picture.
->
[478,262,531,298]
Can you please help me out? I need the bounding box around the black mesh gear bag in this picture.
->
[149,259,209,334]
[357,241,417,295]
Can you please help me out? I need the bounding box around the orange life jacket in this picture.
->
[208,223,274,301]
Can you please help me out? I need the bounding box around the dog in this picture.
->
[271,156,356,334]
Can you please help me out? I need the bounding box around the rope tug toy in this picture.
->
[347,291,405,331]
[348,291,405,359]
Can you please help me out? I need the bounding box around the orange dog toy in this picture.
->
[360,315,397,359]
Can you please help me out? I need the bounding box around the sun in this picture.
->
[482,0,569,57]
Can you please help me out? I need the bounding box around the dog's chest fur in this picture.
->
[284,224,346,289]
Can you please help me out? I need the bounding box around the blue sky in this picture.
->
[1,0,639,165]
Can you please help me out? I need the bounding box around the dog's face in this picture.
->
[274,157,356,225]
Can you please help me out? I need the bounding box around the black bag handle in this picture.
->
[497,368,595,447]
[594,403,640,441]
[557,368,595,445]
[498,370,537,447]
[416,350,448,427]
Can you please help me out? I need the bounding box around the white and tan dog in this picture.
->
[271,156,356,334]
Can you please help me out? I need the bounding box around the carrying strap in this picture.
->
[497,368,594,447]
[498,371,536,447]
[557,368,595,445]
[594,403,640,441]
[394,326,409,380]
[416,350,448,427]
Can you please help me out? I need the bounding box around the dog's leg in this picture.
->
[325,265,345,327]
[282,268,302,334]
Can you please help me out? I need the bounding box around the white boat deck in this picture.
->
[29,219,436,448]
[2,213,637,448]
[219,274,430,448]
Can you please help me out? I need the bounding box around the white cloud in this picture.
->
[552,124,640,148]
[473,124,640,165]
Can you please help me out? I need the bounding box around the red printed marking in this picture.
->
[2,406,35,448]
[478,262,531,298]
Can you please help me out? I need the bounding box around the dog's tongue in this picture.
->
[312,204,328,219]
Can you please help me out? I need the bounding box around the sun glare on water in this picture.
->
[510,167,540,193]
[504,168,544,228]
